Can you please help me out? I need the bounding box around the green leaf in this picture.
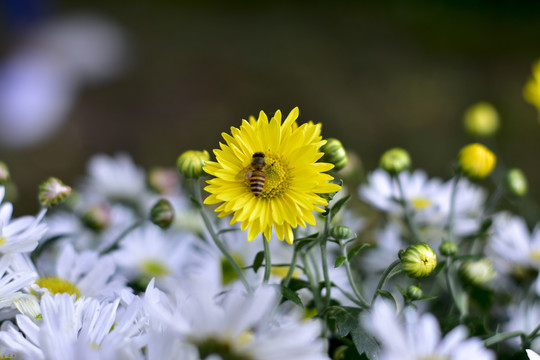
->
[294,233,319,251]
[351,326,380,360]
[323,305,363,338]
[334,256,346,268]
[347,243,370,261]
[284,278,312,292]
[331,195,352,221]
[376,290,400,310]
[280,286,304,308]
[252,251,264,273]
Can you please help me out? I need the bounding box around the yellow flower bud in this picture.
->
[439,240,458,257]
[458,143,496,179]
[506,168,528,197]
[0,161,10,185]
[177,150,210,179]
[321,138,348,171]
[330,225,353,240]
[399,243,437,278]
[406,285,423,300]
[380,148,411,175]
[463,102,500,138]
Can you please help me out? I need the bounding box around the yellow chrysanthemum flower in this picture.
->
[203,107,341,244]
[524,59,540,121]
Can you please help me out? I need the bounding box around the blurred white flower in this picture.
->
[503,301,540,353]
[366,299,495,360]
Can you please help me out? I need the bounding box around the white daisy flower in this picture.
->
[359,169,486,239]
[31,242,127,300]
[113,224,206,290]
[144,280,329,360]
[81,153,151,212]
[0,254,37,311]
[487,212,540,294]
[0,186,47,254]
[366,299,495,360]
[503,301,540,352]
[0,293,147,360]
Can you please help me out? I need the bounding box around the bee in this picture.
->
[247,152,266,196]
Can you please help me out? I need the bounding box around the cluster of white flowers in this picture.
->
[1,151,539,360]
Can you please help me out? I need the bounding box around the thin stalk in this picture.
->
[394,175,422,243]
[320,210,332,308]
[282,248,299,288]
[484,331,523,347]
[101,219,146,254]
[195,179,252,293]
[339,239,370,308]
[301,251,323,313]
[262,235,272,283]
[444,257,467,320]
[447,173,461,243]
[371,259,402,304]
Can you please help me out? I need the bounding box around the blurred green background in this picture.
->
[2,0,540,215]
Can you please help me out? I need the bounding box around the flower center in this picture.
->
[140,259,170,278]
[194,337,254,360]
[244,152,290,199]
[35,277,81,298]
[0,236,5,245]
[530,250,540,262]
[410,197,431,210]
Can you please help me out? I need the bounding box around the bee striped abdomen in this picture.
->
[249,170,266,196]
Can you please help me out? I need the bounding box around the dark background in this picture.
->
[2,0,540,215]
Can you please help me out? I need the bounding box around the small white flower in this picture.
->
[0,187,47,254]
[487,212,540,294]
[503,301,540,352]
[366,299,495,360]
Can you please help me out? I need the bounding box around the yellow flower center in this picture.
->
[0,236,5,245]
[243,152,290,200]
[140,259,170,278]
[410,197,431,210]
[35,277,81,298]
[270,266,300,279]
[531,250,540,261]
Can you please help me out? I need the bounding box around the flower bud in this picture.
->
[399,243,437,278]
[458,143,496,180]
[177,150,210,179]
[506,168,528,197]
[459,258,496,287]
[38,177,72,207]
[150,198,175,229]
[321,138,348,171]
[330,225,353,240]
[0,161,10,185]
[148,167,180,195]
[406,285,423,300]
[82,204,111,232]
[439,240,458,257]
[380,148,411,175]
[463,102,500,138]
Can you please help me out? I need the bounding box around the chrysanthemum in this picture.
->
[203,107,341,244]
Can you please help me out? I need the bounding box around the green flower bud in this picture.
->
[406,285,423,300]
[458,143,496,180]
[321,138,348,171]
[380,148,411,175]
[177,150,210,179]
[399,243,437,278]
[463,102,500,138]
[150,198,175,229]
[439,240,458,257]
[82,204,111,232]
[459,258,496,287]
[38,177,72,208]
[330,225,353,240]
[506,168,528,197]
[0,161,10,185]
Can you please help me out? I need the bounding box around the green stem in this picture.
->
[484,331,523,347]
[301,251,323,313]
[447,173,461,243]
[262,235,272,283]
[194,179,252,293]
[394,175,422,243]
[320,209,332,308]
[101,219,146,254]
[444,257,467,319]
[339,239,370,308]
[371,259,402,304]
[282,248,298,288]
